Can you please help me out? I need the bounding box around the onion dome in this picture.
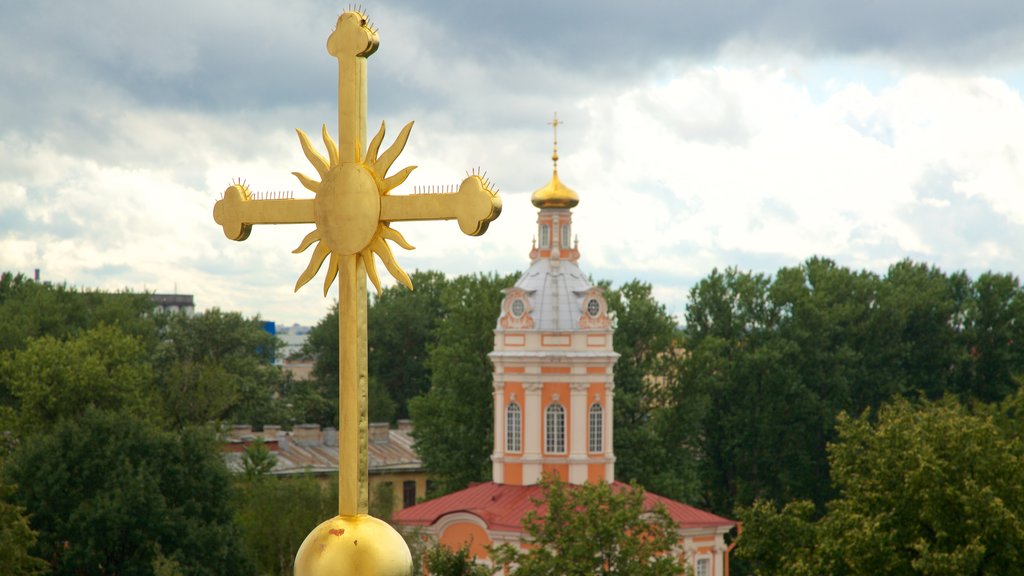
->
[531,171,579,209]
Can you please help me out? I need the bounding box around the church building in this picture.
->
[395,120,735,575]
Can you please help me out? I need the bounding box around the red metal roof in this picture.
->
[394,482,734,533]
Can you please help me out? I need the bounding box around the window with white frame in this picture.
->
[588,403,603,452]
[696,557,710,576]
[506,402,521,453]
[560,223,570,248]
[545,403,565,453]
[540,224,550,248]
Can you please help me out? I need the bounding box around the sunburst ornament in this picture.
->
[291,121,417,296]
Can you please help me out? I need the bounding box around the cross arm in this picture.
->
[213,184,315,241]
[379,174,502,236]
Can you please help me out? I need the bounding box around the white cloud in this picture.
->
[0,182,27,212]
[563,68,1024,291]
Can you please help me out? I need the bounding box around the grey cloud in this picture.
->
[901,165,1024,274]
[0,1,334,131]
[7,0,1024,133]
[383,0,1024,73]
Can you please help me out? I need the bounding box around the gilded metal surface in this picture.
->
[531,170,579,209]
[293,515,412,576]
[339,255,365,517]
[380,174,502,235]
[210,8,500,576]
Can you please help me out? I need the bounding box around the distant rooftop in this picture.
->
[222,421,422,477]
[151,293,194,315]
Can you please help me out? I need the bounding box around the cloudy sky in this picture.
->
[3,1,1024,326]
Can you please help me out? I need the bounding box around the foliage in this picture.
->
[0,482,48,576]
[733,499,817,576]
[234,474,335,576]
[424,541,491,576]
[0,282,296,433]
[300,270,449,425]
[0,272,156,353]
[274,374,335,429]
[297,301,341,426]
[736,396,1024,575]
[369,270,448,419]
[409,272,517,495]
[491,476,682,576]
[604,280,699,502]
[241,438,278,479]
[6,409,252,576]
[683,259,1024,514]
[402,527,429,576]
[300,302,398,425]
[152,308,286,428]
[151,554,185,576]
[2,324,154,434]
[369,481,396,523]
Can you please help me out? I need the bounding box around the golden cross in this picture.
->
[548,111,562,138]
[548,112,561,171]
[212,10,500,576]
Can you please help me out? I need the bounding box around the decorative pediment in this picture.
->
[577,287,611,329]
[499,287,535,329]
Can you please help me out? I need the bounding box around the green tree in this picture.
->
[424,541,491,576]
[241,438,278,479]
[604,280,698,502]
[6,409,252,576]
[733,499,818,576]
[0,273,155,353]
[153,309,286,428]
[0,482,48,576]
[736,396,1024,575]
[302,270,448,426]
[408,272,517,495]
[684,259,1024,517]
[870,261,963,402]
[955,272,1024,402]
[684,265,817,511]
[299,301,396,425]
[301,301,342,427]
[2,324,154,434]
[491,476,682,576]
[369,481,396,523]
[369,270,448,420]
[234,474,335,576]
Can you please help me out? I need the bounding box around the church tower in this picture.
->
[489,115,619,486]
[395,118,734,575]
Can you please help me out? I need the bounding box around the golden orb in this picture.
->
[294,514,412,576]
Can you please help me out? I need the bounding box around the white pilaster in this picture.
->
[523,382,542,485]
[492,382,505,482]
[568,382,587,484]
[604,381,615,482]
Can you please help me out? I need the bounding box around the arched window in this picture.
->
[589,403,603,453]
[506,403,521,453]
[545,404,566,453]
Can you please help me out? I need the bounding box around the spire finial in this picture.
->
[532,112,578,209]
[548,112,561,173]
